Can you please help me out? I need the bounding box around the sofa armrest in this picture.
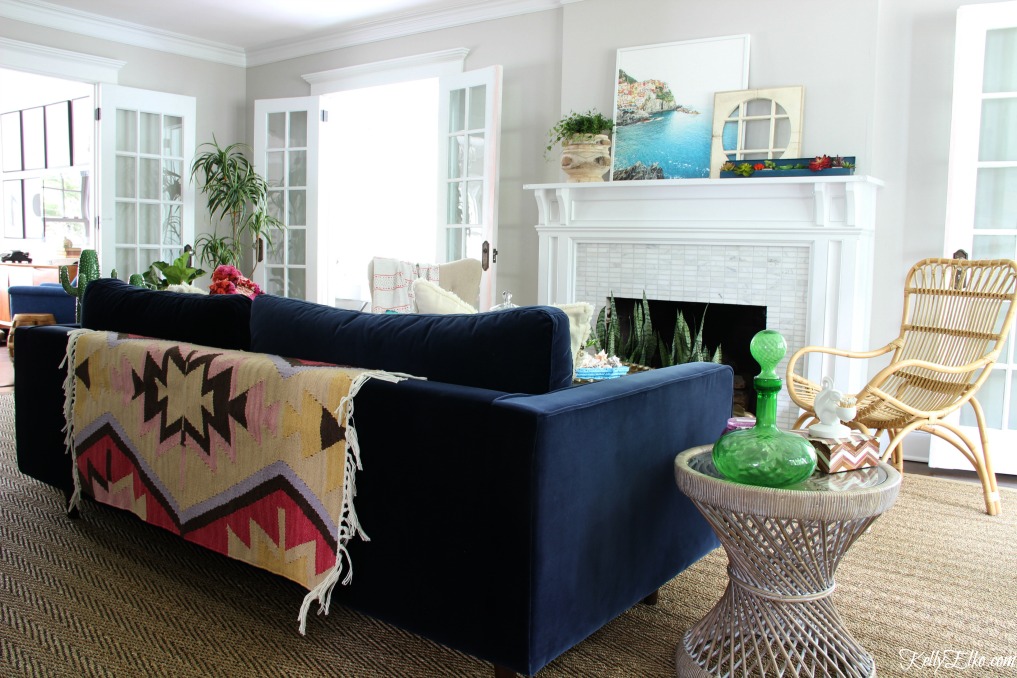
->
[491,362,733,673]
[14,323,78,493]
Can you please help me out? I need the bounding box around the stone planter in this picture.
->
[561,133,612,182]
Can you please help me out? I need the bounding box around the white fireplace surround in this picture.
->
[525,176,883,428]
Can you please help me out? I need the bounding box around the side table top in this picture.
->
[675,445,901,522]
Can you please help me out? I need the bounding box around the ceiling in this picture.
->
[12,0,539,51]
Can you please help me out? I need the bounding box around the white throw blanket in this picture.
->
[370,257,440,313]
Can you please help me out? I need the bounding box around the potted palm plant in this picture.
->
[545,109,615,182]
[190,138,283,276]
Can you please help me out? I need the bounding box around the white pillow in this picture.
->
[412,278,477,314]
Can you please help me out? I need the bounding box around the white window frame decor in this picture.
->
[710,86,805,178]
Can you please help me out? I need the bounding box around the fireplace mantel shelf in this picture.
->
[524,176,884,232]
[523,175,883,189]
[525,175,884,427]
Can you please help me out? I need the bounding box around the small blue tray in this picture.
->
[720,156,855,178]
[575,366,630,380]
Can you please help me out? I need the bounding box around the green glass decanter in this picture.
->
[712,330,817,487]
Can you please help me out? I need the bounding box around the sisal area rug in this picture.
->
[2,392,1016,677]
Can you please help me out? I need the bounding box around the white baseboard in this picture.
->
[895,430,931,464]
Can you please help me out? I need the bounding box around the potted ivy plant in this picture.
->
[545,109,615,183]
[190,137,283,276]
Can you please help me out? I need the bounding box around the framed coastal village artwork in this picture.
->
[612,35,750,180]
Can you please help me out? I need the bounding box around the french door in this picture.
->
[252,97,325,302]
[437,66,502,310]
[252,65,501,308]
[97,85,195,279]
[935,1,1017,474]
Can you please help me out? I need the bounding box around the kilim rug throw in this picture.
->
[3,391,1017,676]
[62,329,408,633]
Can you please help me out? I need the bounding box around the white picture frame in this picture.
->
[612,35,750,180]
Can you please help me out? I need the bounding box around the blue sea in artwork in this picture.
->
[613,110,712,179]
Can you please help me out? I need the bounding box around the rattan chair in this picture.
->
[787,257,1017,515]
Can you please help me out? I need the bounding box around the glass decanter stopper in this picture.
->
[490,290,519,311]
[712,329,817,487]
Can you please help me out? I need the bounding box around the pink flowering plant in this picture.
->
[209,264,263,298]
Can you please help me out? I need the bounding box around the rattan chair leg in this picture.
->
[927,420,1001,516]
[882,427,913,473]
[969,398,1002,516]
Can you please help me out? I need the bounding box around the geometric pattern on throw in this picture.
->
[66,330,369,595]
[680,507,879,677]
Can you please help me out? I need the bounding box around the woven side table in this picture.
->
[673,445,901,677]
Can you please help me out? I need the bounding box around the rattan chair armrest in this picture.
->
[788,341,900,365]
[866,354,994,387]
[855,355,995,418]
[785,341,901,390]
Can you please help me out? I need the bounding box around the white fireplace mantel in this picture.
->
[524,176,884,427]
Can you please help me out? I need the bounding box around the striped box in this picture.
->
[798,431,881,474]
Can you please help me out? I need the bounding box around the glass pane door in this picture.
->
[438,66,502,310]
[938,6,1017,474]
[98,85,195,279]
[253,97,321,302]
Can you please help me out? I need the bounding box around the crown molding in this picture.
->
[0,0,246,68]
[246,0,573,68]
[0,0,580,70]
[303,47,469,94]
[0,36,125,82]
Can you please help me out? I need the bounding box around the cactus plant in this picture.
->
[127,273,149,288]
[59,248,100,322]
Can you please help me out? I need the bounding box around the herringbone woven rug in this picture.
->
[2,392,1016,677]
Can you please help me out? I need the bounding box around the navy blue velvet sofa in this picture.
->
[14,279,733,677]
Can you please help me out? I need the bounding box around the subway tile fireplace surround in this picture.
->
[525,176,883,428]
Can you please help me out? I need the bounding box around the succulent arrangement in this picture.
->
[720,155,854,177]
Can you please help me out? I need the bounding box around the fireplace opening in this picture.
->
[608,297,766,415]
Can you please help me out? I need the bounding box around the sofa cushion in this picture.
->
[249,294,574,394]
[81,278,252,351]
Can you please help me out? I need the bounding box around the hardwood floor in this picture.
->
[904,459,1017,489]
